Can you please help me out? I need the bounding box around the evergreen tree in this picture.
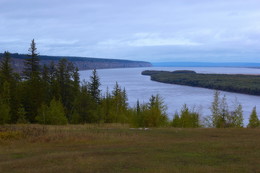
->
[55,58,76,118]
[23,39,41,80]
[110,82,129,123]
[42,64,52,104]
[0,52,20,123]
[72,67,80,96]
[218,95,229,128]
[101,87,113,123]
[248,106,260,128]
[173,105,200,128]
[0,101,10,124]
[22,39,43,122]
[210,91,221,127]
[228,102,243,128]
[0,51,13,84]
[73,81,98,123]
[172,112,181,127]
[146,94,168,127]
[89,69,101,103]
[0,81,12,124]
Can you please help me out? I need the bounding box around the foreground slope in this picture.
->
[0,125,259,173]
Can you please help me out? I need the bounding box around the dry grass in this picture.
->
[0,124,260,173]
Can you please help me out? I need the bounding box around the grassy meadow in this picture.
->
[0,124,260,173]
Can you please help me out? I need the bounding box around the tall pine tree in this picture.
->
[22,39,43,122]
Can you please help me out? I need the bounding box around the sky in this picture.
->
[1,0,260,62]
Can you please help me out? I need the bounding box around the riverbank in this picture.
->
[142,70,260,96]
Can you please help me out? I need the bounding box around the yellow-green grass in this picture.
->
[0,124,259,173]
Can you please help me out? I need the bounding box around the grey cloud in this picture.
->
[1,0,260,62]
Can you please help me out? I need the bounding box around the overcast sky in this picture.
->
[1,0,260,62]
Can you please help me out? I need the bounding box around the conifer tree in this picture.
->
[0,51,20,123]
[228,102,243,128]
[172,112,181,127]
[248,106,260,128]
[89,69,101,103]
[23,39,40,80]
[22,39,43,122]
[0,51,13,84]
[210,91,221,127]
[55,58,76,118]
[0,81,11,124]
[146,94,168,127]
[0,101,10,124]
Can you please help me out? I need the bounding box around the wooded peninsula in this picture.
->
[142,70,260,96]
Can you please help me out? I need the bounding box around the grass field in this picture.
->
[0,124,260,173]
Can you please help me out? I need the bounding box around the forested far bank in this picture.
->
[0,53,151,73]
[0,40,260,128]
[142,70,260,96]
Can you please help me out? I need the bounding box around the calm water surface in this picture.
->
[80,67,260,125]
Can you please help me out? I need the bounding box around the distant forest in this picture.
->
[142,70,260,96]
[0,53,151,73]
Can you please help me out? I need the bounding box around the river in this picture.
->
[80,67,260,125]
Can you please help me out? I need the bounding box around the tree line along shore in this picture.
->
[0,40,260,128]
[142,70,260,96]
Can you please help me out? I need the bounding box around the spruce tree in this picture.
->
[0,51,20,123]
[0,51,13,84]
[248,106,260,128]
[22,39,43,122]
[23,39,40,80]
[89,69,101,103]
[0,81,11,124]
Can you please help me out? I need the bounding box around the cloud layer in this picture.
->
[1,0,260,62]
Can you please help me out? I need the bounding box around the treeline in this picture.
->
[0,40,260,128]
[0,40,168,126]
[142,70,260,96]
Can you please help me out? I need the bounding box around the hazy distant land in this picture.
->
[0,53,152,72]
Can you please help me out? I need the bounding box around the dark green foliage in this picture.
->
[0,52,20,123]
[72,82,99,123]
[247,107,260,128]
[171,70,196,74]
[55,59,76,117]
[23,39,40,80]
[88,69,101,103]
[142,70,260,95]
[0,51,13,83]
[0,41,250,128]
[0,82,11,124]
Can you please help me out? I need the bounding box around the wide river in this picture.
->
[80,67,260,125]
